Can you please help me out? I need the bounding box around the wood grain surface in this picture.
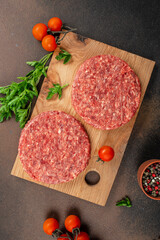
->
[11,32,155,206]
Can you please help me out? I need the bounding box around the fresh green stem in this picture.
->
[62,84,69,89]
[26,102,31,119]
[41,52,53,65]
[40,52,53,64]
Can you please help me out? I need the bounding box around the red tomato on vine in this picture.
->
[43,218,59,235]
[57,233,72,240]
[65,215,81,233]
[48,17,62,31]
[42,35,57,52]
[74,232,90,240]
[32,23,48,41]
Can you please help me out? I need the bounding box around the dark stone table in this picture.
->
[0,1,160,239]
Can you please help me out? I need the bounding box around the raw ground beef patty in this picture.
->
[18,111,90,184]
[72,55,141,130]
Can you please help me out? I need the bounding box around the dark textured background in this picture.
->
[0,1,160,239]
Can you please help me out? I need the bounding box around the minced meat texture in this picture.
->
[72,55,141,130]
[18,111,90,184]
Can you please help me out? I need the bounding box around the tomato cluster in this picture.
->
[43,215,89,240]
[32,17,63,52]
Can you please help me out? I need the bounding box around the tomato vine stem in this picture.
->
[52,229,63,238]
[47,25,77,44]
[52,230,72,240]
[72,228,80,240]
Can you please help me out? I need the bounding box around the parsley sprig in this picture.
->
[116,196,132,207]
[55,49,71,64]
[46,83,69,100]
[0,52,52,128]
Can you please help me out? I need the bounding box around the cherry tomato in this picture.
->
[57,233,72,240]
[98,146,114,162]
[43,218,59,235]
[32,23,48,41]
[42,35,57,52]
[74,232,90,240]
[48,17,62,31]
[65,215,81,233]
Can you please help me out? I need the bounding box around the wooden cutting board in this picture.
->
[11,32,155,206]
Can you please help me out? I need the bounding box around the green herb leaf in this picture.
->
[46,83,69,100]
[17,77,28,81]
[60,49,71,55]
[116,196,132,207]
[42,68,47,77]
[25,70,34,77]
[63,55,71,64]
[55,49,71,64]
[16,103,31,128]
[8,96,19,106]
[0,86,10,95]
[26,61,40,67]
[0,52,52,128]
[55,55,65,61]
[46,91,54,100]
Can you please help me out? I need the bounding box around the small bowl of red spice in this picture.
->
[137,159,160,200]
